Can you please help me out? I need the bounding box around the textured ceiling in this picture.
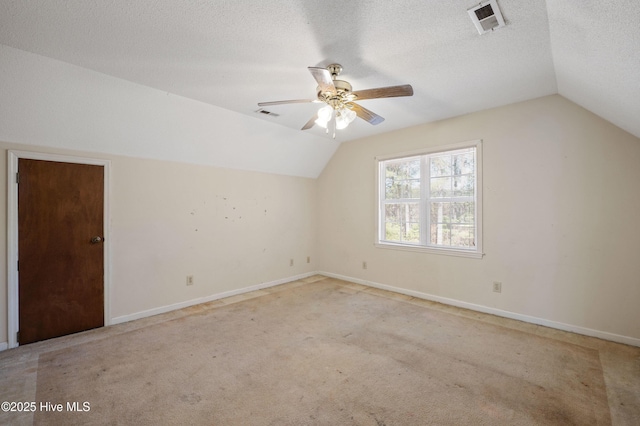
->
[0,0,638,143]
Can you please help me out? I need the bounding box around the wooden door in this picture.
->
[18,159,104,344]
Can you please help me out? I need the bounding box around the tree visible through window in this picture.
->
[377,142,482,257]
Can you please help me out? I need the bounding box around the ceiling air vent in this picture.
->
[256,109,279,117]
[468,0,505,34]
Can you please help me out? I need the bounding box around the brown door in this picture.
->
[18,159,104,345]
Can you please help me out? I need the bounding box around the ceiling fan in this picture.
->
[258,64,413,137]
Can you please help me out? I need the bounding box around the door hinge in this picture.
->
[16,172,20,184]
[16,331,20,344]
[17,260,19,271]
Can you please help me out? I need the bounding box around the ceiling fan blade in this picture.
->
[349,103,385,125]
[352,84,413,101]
[301,114,317,130]
[308,67,336,93]
[258,99,315,107]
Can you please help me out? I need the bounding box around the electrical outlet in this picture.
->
[307,256,311,263]
[290,258,294,267]
[362,261,368,270]
[493,281,502,293]
[186,275,194,286]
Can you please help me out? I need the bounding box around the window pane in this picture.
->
[385,159,420,200]
[431,202,474,224]
[385,222,401,241]
[410,179,421,198]
[407,161,421,179]
[430,202,451,224]
[384,163,400,199]
[430,222,451,246]
[400,179,419,199]
[408,203,420,222]
[453,175,474,197]
[385,204,400,222]
[451,224,475,247]
[385,177,402,199]
[450,202,474,224]
[430,177,451,198]
[453,152,474,175]
[384,202,420,243]
[399,203,420,242]
[386,159,420,180]
[430,155,451,177]
[405,222,420,243]
[384,177,397,199]
[430,202,475,248]
[399,181,410,199]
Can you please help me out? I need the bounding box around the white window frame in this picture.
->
[375,140,483,259]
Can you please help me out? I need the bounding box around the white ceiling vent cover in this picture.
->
[468,0,506,34]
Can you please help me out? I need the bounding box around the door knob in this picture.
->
[91,236,103,244]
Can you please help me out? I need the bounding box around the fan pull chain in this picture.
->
[332,112,337,139]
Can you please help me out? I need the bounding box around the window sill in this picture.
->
[375,242,484,259]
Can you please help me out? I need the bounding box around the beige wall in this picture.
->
[110,156,317,318]
[317,95,640,342]
[0,142,317,343]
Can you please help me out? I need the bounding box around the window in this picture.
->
[376,141,482,258]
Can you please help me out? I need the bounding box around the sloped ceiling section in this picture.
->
[0,45,338,178]
[547,0,640,139]
[0,1,638,178]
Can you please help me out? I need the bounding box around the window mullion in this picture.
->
[379,161,386,242]
[421,155,429,247]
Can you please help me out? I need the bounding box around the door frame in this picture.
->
[7,150,111,349]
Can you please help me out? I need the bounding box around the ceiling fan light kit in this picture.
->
[258,63,413,138]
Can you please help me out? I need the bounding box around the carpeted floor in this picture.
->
[2,276,639,425]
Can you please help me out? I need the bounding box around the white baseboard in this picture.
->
[320,271,640,348]
[111,271,318,325]
[6,271,636,352]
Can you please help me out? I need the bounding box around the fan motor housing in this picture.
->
[333,80,352,93]
[317,80,353,104]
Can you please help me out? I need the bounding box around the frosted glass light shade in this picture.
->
[315,105,333,128]
[335,107,356,129]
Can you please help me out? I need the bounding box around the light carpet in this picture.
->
[34,279,610,425]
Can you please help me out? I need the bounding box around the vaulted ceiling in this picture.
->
[0,1,638,170]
